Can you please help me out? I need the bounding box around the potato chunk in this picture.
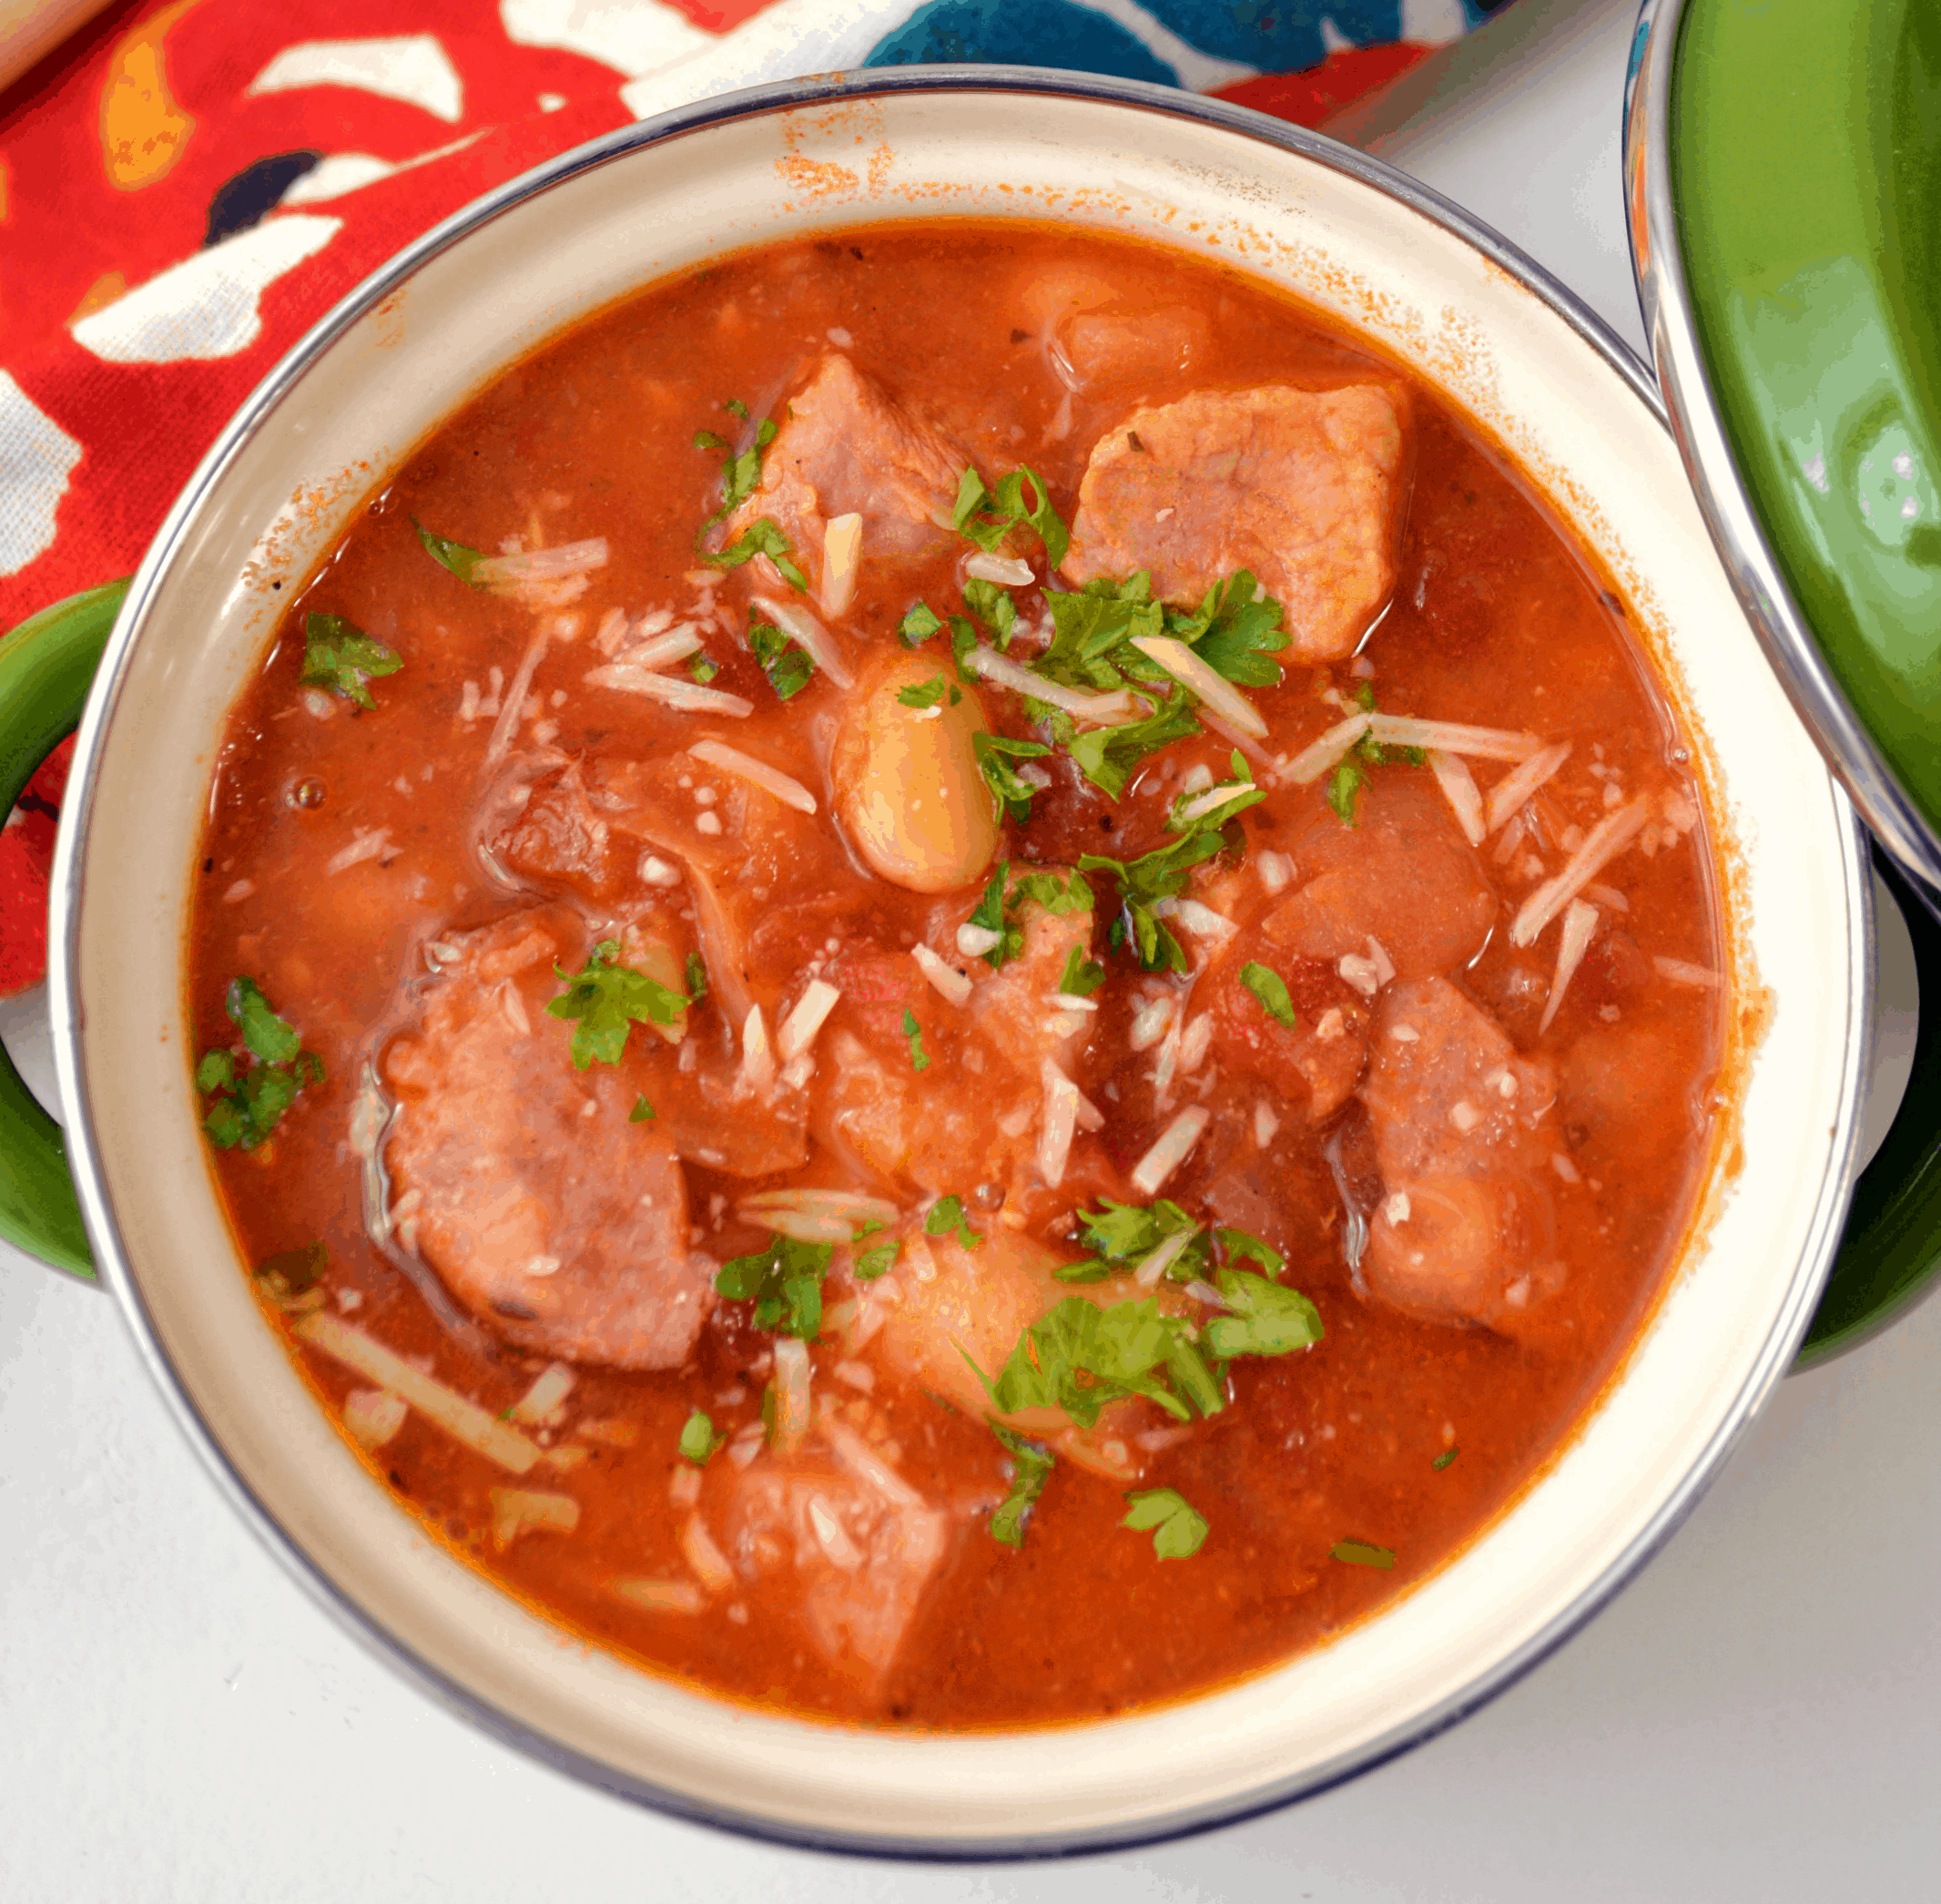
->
[381,912,715,1369]
[1064,382,1410,661]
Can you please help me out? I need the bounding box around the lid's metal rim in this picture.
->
[1627,0,1941,903]
[47,62,1871,1862]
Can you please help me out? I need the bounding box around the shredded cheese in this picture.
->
[1131,1106,1210,1196]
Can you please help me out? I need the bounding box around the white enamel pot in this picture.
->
[16,71,1887,1857]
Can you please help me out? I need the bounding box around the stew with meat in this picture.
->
[188,221,1723,1727]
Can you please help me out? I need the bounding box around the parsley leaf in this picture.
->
[1328,759,1364,825]
[973,731,1052,823]
[256,1240,329,1301]
[695,402,777,519]
[678,1409,723,1464]
[1217,1227,1286,1276]
[629,1094,655,1123]
[197,978,322,1151]
[1057,943,1107,997]
[896,672,957,709]
[1203,1269,1324,1359]
[853,1223,899,1280]
[413,518,484,585]
[962,575,1017,647]
[1079,823,1235,973]
[686,653,719,684]
[714,1233,831,1339]
[685,952,707,1003]
[953,464,1069,568]
[748,617,815,699]
[1164,571,1289,687]
[1241,961,1296,1028]
[1331,1538,1397,1570]
[899,602,943,648]
[973,1295,1222,1428]
[964,860,1092,969]
[924,1194,980,1249]
[545,940,688,1069]
[300,613,401,710]
[988,1425,1055,1548]
[1433,1447,1459,1471]
[1123,1487,1209,1560]
[1066,689,1201,800]
[703,516,808,590]
[1038,574,1166,698]
[901,1007,931,1073]
[1171,751,1266,830]
[1056,1197,1204,1285]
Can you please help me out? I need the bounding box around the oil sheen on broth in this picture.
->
[189,223,1723,1728]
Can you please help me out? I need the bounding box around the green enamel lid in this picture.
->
[1666,0,1941,881]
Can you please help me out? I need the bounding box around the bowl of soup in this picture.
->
[43,70,1871,1853]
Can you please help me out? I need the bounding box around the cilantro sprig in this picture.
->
[1055,1197,1204,1286]
[988,1425,1054,1549]
[413,517,484,586]
[1057,943,1106,997]
[704,517,807,590]
[1203,1268,1323,1359]
[693,397,777,523]
[1164,570,1288,687]
[714,1233,830,1339]
[545,941,690,1069]
[1241,960,1297,1028]
[300,613,401,710]
[896,672,959,710]
[1123,1487,1209,1560]
[196,978,324,1151]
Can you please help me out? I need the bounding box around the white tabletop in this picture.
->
[6,11,1941,1886]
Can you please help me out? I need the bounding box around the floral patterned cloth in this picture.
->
[0,0,1483,992]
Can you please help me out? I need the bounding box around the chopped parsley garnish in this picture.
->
[685,952,707,1003]
[197,978,324,1151]
[1240,960,1296,1028]
[1067,688,1200,800]
[1203,1269,1323,1359]
[896,672,960,709]
[703,516,808,590]
[973,1295,1222,1428]
[1331,1538,1397,1570]
[901,1007,931,1073]
[899,601,943,647]
[964,860,1093,969]
[677,1408,723,1464]
[545,940,687,1069]
[300,613,401,710]
[1163,570,1288,687]
[1327,759,1364,826]
[952,464,1069,568]
[1057,943,1107,997]
[853,1222,899,1281]
[962,575,1017,647]
[1038,572,1165,698]
[1352,679,1377,712]
[693,399,777,523]
[1056,1196,1204,1285]
[1433,1447,1459,1471]
[686,653,719,684]
[988,1425,1055,1549]
[413,518,484,585]
[1079,821,1235,973]
[1171,751,1267,830]
[629,1094,655,1123]
[1123,1487,1209,1560]
[924,1194,980,1250]
[973,731,1052,823]
[748,617,815,699]
[714,1233,831,1339]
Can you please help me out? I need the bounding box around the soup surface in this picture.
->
[189,221,1723,1727]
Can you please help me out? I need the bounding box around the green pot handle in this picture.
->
[0,580,128,1280]
[2,582,1939,1356]
[1796,847,1941,1365]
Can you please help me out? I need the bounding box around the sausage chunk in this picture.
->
[1064,382,1410,660]
[1358,976,1560,1332]
[727,352,968,573]
[381,913,715,1369]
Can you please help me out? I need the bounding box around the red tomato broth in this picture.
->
[188,220,1724,1729]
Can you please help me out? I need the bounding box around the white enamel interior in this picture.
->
[56,84,1865,1851]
